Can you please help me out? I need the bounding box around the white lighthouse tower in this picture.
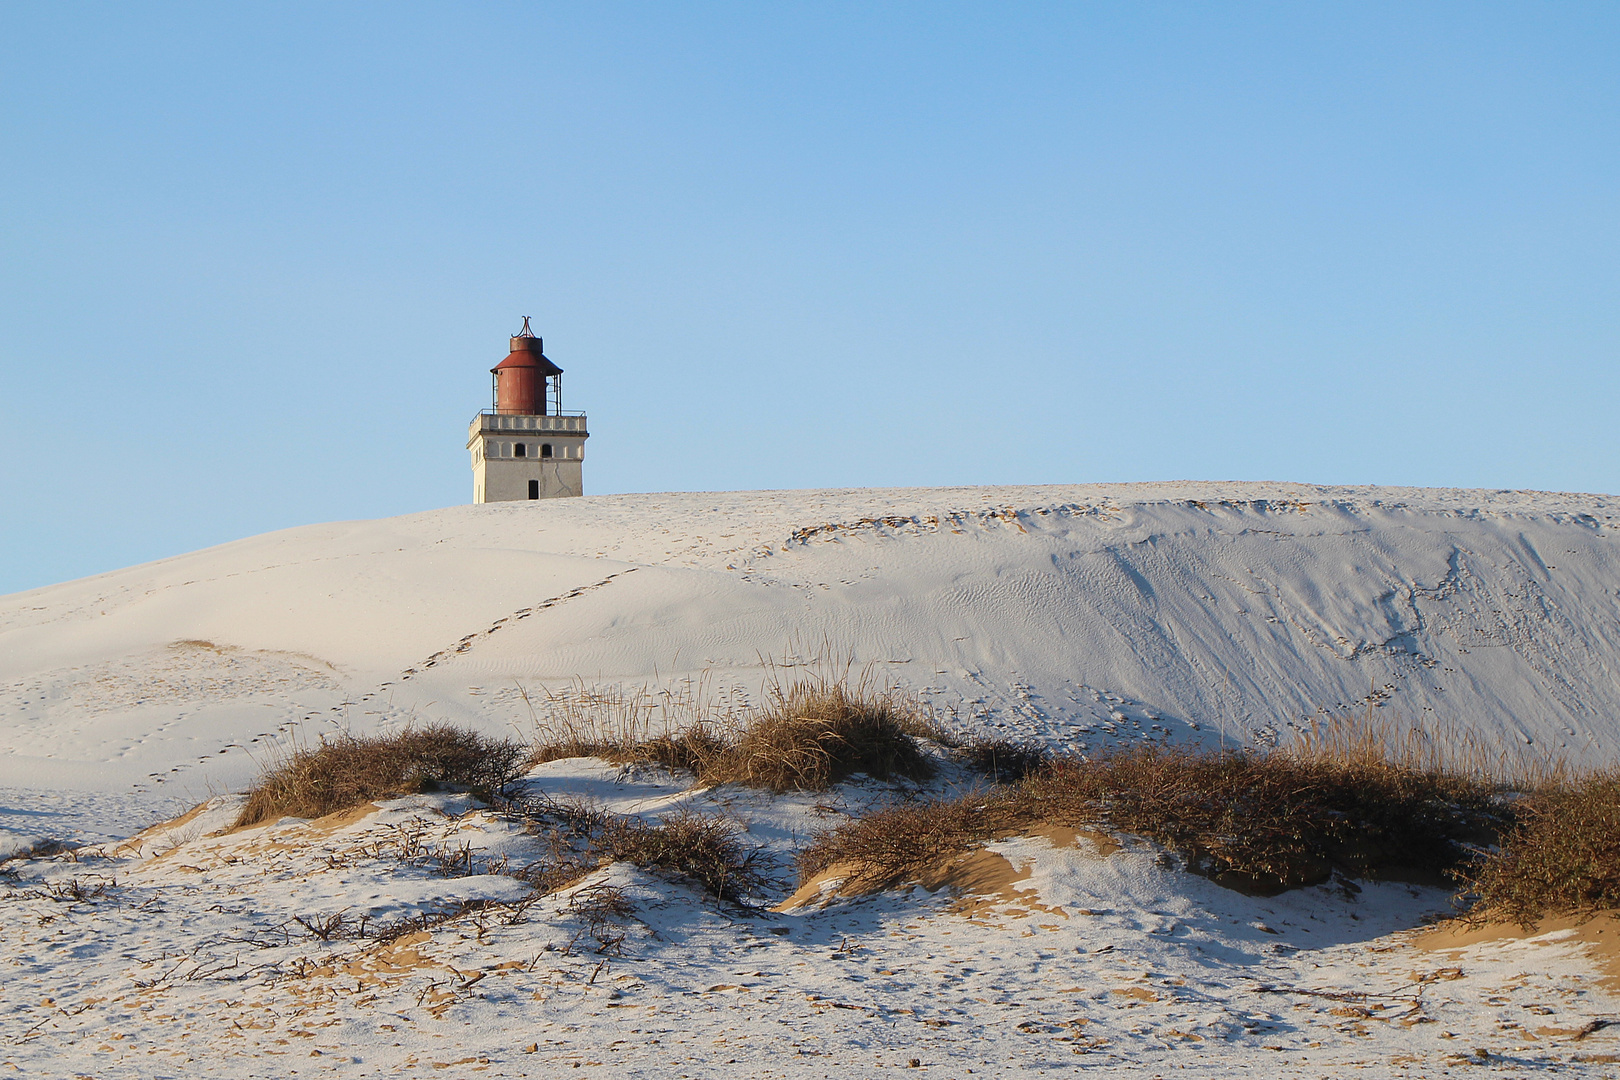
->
[468,319,589,503]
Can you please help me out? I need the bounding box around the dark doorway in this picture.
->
[528,480,539,500]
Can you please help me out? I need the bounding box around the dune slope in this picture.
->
[3,481,1620,839]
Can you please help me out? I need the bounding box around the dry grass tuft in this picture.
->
[1,838,75,865]
[522,679,730,775]
[1460,771,1620,928]
[170,638,227,652]
[235,724,528,828]
[947,736,1052,781]
[699,677,937,791]
[524,666,940,792]
[1289,709,1572,788]
[799,742,1508,896]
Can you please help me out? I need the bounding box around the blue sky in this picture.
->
[2,3,1617,595]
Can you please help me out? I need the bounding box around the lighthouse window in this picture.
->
[514,442,527,458]
[541,443,553,458]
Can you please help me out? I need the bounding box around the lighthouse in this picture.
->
[467,319,589,502]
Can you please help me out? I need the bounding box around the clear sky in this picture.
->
[2,3,1617,595]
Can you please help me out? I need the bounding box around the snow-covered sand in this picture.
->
[4,482,1620,1074]
[4,762,1617,1077]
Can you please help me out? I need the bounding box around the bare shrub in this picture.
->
[564,883,635,955]
[507,798,606,896]
[235,724,528,827]
[35,876,113,904]
[796,788,1033,891]
[501,796,766,906]
[368,899,515,943]
[595,813,768,904]
[1027,746,1502,890]
[799,743,1507,896]
[1460,771,1620,928]
[567,882,635,922]
[293,912,351,941]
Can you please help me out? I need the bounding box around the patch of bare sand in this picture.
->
[305,801,384,835]
[338,931,440,985]
[136,801,385,873]
[112,801,210,856]
[219,799,382,839]
[777,825,1118,913]
[1415,910,1620,989]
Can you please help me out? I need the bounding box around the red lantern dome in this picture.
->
[491,318,562,415]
